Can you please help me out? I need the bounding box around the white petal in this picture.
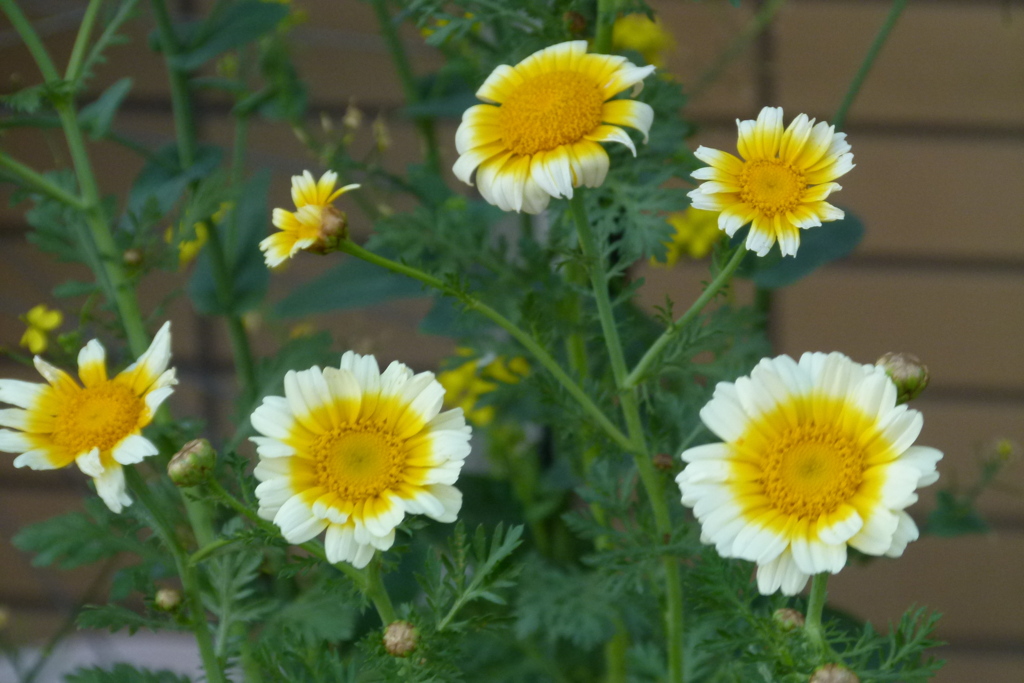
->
[76,447,104,478]
[899,446,943,487]
[425,484,462,523]
[111,434,159,465]
[0,428,32,452]
[884,511,919,558]
[756,551,809,596]
[0,379,46,409]
[13,448,59,470]
[93,463,132,513]
[274,496,327,544]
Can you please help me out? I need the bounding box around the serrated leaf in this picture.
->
[64,663,191,683]
[171,2,289,70]
[12,506,146,569]
[76,605,177,636]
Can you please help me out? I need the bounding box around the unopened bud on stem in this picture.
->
[876,352,929,404]
[810,664,859,683]
[154,588,182,612]
[168,439,216,487]
[383,620,418,657]
[772,607,805,630]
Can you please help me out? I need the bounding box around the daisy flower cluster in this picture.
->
[0,323,176,512]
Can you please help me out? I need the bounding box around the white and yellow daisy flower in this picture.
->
[453,40,655,214]
[250,351,471,568]
[688,106,854,257]
[261,170,360,268]
[676,352,941,596]
[0,322,176,513]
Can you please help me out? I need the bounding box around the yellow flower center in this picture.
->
[51,381,144,455]
[498,71,605,156]
[312,424,406,501]
[760,420,865,520]
[739,160,806,217]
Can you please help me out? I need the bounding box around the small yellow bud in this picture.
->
[383,620,418,657]
[810,664,859,683]
[876,352,929,404]
[168,439,217,487]
[772,607,805,630]
[153,588,182,612]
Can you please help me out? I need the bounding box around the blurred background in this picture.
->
[1,0,1022,680]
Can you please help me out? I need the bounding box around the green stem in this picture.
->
[204,222,259,402]
[369,0,442,176]
[364,559,398,624]
[149,0,199,168]
[1,0,150,356]
[626,247,746,389]
[338,240,635,454]
[189,537,241,566]
[604,619,629,683]
[804,572,829,653]
[690,0,788,99]
[65,0,104,82]
[0,0,61,82]
[125,469,226,683]
[833,0,908,129]
[0,152,87,209]
[569,192,684,683]
[593,0,620,54]
[149,0,258,402]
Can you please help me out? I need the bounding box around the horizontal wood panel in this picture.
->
[776,1,1024,126]
[830,531,1024,642]
[777,268,1024,391]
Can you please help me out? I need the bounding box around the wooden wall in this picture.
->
[1,0,1022,679]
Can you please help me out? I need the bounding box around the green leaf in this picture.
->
[171,2,289,70]
[75,605,178,637]
[79,78,133,138]
[53,280,99,298]
[188,170,271,315]
[274,255,425,318]
[127,144,222,220]
[12,500,148,569]
[925,490,990,537]
[740,212,864,289]
[0,83,48,113]
[65,663,191,683]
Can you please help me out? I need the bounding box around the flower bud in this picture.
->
[876,352,929,404]
[810,664,859,683]
[168,439,216,487]
[383,620,418,657]
[307,206,349,254]
[563,11,587,35]
[772,607,805,630]
[123,248,144,267]
[653,453,675,472]
[153,588,182,612]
